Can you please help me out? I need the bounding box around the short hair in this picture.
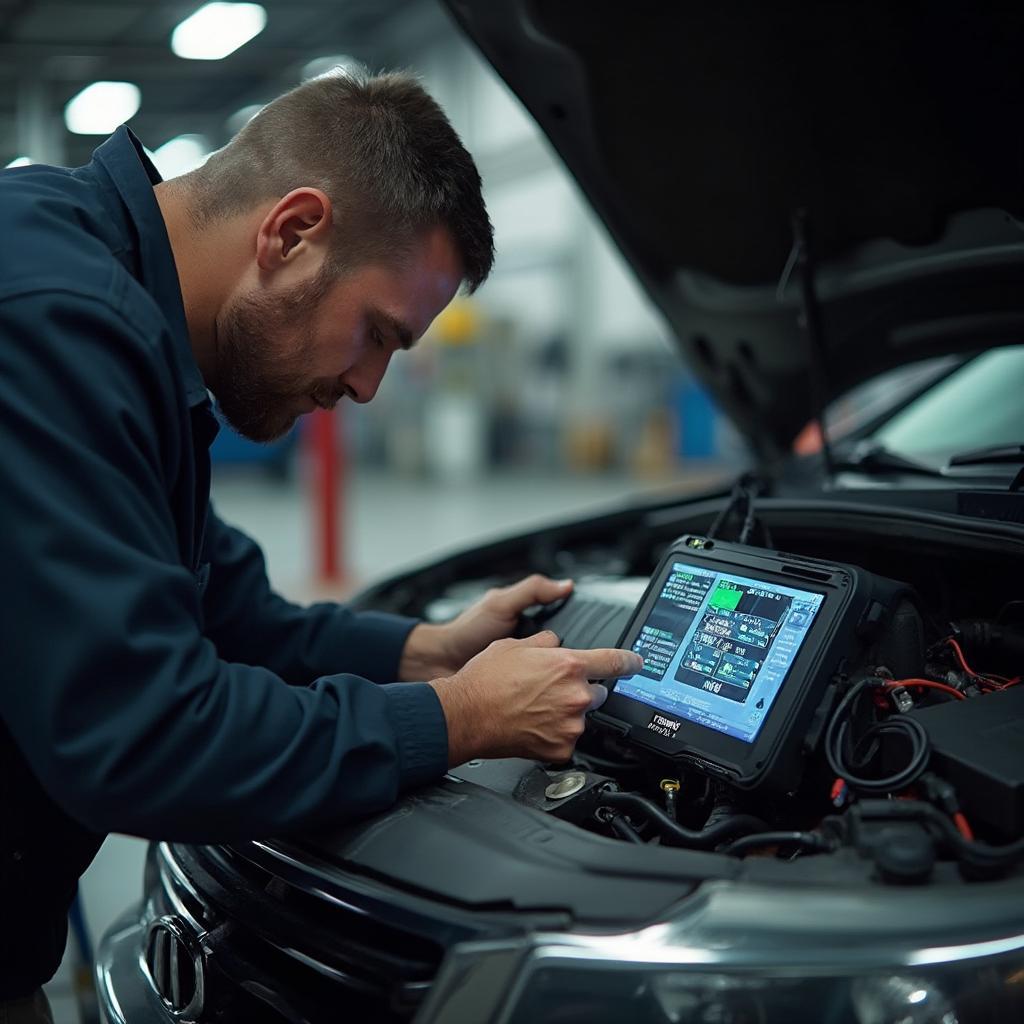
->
[183,71,494,292]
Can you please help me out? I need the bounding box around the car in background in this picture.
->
[97,2,1024,1022]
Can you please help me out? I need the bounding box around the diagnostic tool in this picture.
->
[592,537,914,793]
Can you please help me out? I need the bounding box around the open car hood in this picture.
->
[444,0,1024,462]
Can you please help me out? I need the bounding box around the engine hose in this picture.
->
[720,831,834,858]
[608,814,645,844]
[855,800,1024,874]
[703,795,741,830]
[958,620,1024,675]
[599,789,768,849]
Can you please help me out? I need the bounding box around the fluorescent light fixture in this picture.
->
[171,2,267,60]
[151,135,211,179]
[5,156,32,168]
[301,55,362,81]
[64,81,141,135]
[225,102,264,136]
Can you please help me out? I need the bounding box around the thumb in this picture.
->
[494,574,574,615]
[516,629,562,649]
[533,575,574,602]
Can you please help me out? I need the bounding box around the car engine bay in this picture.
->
[359,481,1024,886]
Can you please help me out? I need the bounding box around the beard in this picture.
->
[211,275,335,443]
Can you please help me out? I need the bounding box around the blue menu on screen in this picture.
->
[613,562,824,744]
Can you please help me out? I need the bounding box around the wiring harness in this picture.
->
[825,676,931,795]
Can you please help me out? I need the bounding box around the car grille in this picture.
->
[152,841,446,1022]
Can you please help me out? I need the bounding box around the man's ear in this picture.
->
[255,187,333,273]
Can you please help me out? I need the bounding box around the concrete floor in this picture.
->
[43,464,728,1020]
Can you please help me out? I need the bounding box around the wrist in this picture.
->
[427,674,478,766]
[399,623,457,682]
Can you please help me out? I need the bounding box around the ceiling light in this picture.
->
[5,156,32,168]
[64,81,141,135]
[150,135,211,179]
[171,2,267,60]
[301,55,362,81]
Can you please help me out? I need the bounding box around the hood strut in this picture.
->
[790,210,836,482]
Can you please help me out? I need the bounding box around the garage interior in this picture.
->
[6,2,1024,1021]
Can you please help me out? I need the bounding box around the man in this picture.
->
[0,71,641,1018]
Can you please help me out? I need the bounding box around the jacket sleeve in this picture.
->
[199,510,419,686]
[0,290,448,842]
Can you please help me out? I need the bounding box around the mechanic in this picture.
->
[0,71,642,1021]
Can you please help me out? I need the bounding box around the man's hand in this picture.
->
[399,574,575,682]
[428,630,643,765]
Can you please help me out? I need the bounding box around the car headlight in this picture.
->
[850,975,958,1024]
[485,883,1024,1024]
[503,959,1017,1023]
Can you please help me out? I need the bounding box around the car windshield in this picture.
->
[867,346,1024,462]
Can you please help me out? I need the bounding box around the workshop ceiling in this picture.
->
[0,0,441,166]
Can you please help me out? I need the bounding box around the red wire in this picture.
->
[888,678,966,701]
[945,637,981,678]
[976,676,1005,692]
[953,812,974,841]
[942,637,1021,690]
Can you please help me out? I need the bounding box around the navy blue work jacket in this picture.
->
[0,128,448,997]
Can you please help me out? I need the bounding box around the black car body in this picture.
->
[97,3,1024,1022]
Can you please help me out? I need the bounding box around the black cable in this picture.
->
[839,714,928,794]
[708,475,768,548]
[705,489,742,541]
[608,813,644,844]
[719,831,834,858]
[738,488,757,545]
[824,678,930,794]
[824,677,875,776]
[599,790,768,849]
[706,474,757,541]
[848,725,884,772]
[846,713,936,778]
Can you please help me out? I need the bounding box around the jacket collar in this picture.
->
[92,126,208,408]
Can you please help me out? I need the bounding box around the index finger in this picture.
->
[571,647,644,680]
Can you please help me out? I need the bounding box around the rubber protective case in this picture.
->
[591,536,905,794]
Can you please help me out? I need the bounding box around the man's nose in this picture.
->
[343,352,391,404]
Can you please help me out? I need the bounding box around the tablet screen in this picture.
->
[613,561,824,743]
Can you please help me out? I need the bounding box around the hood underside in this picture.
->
[445,0,1024,460]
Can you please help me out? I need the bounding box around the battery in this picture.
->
[910,686,1024,838]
